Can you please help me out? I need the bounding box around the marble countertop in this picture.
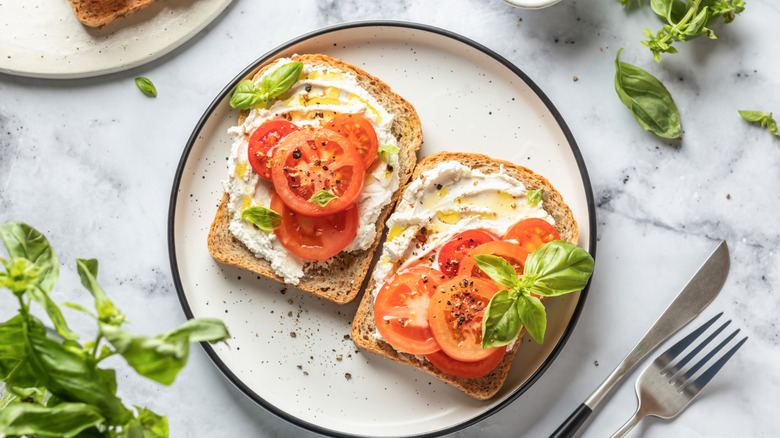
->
[1,0,779,437]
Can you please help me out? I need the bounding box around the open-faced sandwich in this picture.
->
[207,54,422,304]
[351,152,594,399]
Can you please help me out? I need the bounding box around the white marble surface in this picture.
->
[1,0,779,437]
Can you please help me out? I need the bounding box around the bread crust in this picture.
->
[68,0,157,28]
[350,152,579,400]
[207,54,422,304]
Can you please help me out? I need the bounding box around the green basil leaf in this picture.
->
[739,110,780,136]
[241,207,282,232]
[473,255,518,289]
[23,327,131,424]
[650,0,674,21]
[309,190,338,207]
[0,402,104,438]
[523,240,594,297]
[262,62,304,100]
[100,324,189,386]
[134,77,157,97]
[516,294,547,344]
[767,118,779,136]
[738,110,765,122]
[26,284,78,341]
[163,318,230,344]
[481,289,523,348]
[123,406,169,438]
[681,6,713,40]
[76,259,126,326]
[229,80,266,110]
[0,315,45,386]
[526,188,543,205]
[63,302,97,319]
[0,221,59,295]
[614,49,681,139]
[2,256,42,295]
[377,144,400,161]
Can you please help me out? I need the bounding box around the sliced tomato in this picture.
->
[324,114,379,168]
[374,266,447,355]
[428,276,501,362]
[271,128,365,217]
[426,346,506,378]
[270,193,358,261]
[436,230,498,277]
[247,120,299,180]
[503,218,560,253]
[457,241,530,281]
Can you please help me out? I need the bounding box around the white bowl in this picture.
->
[502,0,562,9]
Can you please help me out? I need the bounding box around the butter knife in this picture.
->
[549,240,729,438]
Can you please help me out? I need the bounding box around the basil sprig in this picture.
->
[614,48,682,139]
[309,190,338,207]
[738,110,779,136]
[242,206,282,232]
[377,144,399,161]
[0,221,229,437]
[229,62,304,110]
[476,240,594,348]
[526,188,543,205]
[134,77,157,97]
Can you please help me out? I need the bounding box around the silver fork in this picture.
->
[610,312,748,437]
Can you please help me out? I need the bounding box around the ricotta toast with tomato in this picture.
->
[208,54,422,304]
[351,152,593,400]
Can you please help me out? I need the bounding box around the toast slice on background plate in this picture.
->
[208,54,422,304]
[68,0,158,27]
[351,152,579,399]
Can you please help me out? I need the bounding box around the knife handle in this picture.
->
[548,403,592,438]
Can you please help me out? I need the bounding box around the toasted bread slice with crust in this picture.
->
[68,0,157,28]
[351,152,579,399]
[207,54,422,304]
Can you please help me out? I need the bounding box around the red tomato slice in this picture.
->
[426,346,506,378]
[457,241,530,281]
[503,218,560,253]
[436,230,498,277]
[270,194,358,261]
[271,128,365,217]
[247,120,299,180]
[428,276,501,362]
[374,266,448,355]
[324,114,379,168]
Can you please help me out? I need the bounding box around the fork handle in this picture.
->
[610,408,644,438]
[548,404,592,438]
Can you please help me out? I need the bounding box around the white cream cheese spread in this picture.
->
[222,58,400,284]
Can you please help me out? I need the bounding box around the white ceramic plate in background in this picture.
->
[169,21,596,437]
[0,0,232,79]
[502,0,564,9]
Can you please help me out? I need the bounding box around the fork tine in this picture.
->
[678,330,746,392]
[657,312,723,371]
[667,320,731,380]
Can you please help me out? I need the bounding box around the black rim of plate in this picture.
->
[168,20,597,438]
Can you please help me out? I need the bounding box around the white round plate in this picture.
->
[0,0,232,79]
[169,21,596,437]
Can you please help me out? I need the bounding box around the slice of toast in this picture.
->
[351,152,579,399]
[68,0,157,28]
[207,54,422,304]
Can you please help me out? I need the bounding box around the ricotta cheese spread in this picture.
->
[371,161,555,341]
[223,58,400,284]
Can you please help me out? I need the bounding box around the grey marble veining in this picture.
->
[1,0,779,437]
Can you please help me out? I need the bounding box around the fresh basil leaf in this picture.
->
[63,302,97,319]
[0,402,104,438]
[738,110,765,122]
[0,221,59,295]
[650,0,674,21]
[523,240,594,297]
[26,283,78,341]
[23,327,131,424]
[100,324,189,386]
[682,6,714,40]
[739,110,779,136]
[229,80,266,110]
[481,289,523,348]
[262,62,304,100]
[2,256,42,295]
[241,207,282,232]
[0,315,45,387]
[614,48,682,139]
[516,294,547,344]
[123,406,169,438]
[377,144,399,161]
[163,318,230,344]
[309,190,338,207]
[473,255,518,289]
[134,77,157,98]
[76,259,126,326]
[526,188,543,205]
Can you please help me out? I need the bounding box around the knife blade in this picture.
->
[549,240,729,438]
